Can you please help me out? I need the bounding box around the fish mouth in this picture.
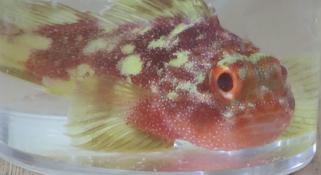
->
[196,109,293,151]
[190,89,295,151]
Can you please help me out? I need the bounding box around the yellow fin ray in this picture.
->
[66,76,173,152]
[281,56,320,138]
[0,0,99,95]
[101,0,213,28]
[0,0,90,31]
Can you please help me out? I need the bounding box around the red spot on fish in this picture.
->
[177,16,221,50]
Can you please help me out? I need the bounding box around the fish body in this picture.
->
[0,0,295,151]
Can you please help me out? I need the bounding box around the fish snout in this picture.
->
[254,57,289,91]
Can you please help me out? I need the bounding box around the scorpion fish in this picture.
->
[0,0,296,151]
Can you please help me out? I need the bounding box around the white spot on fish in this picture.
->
[118,54,143,76]
[222,110,234,119]
[222,92,234,100]
[248,103,255,108]
[260,86,270,94]
[279,97,288,108]
[150,84,159,93]
[239,103,246,111]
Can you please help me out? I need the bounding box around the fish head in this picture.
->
[206,53,294,149]
[210,54,294,111]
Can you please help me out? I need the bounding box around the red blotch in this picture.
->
[26,19,100,80]
[91,50,125,77]
[128,95,292,150]
[177,16,221,50]
[127,96,223,144]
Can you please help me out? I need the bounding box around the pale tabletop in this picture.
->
[0,133,320,175]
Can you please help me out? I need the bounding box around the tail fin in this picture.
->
[0,0,95,94]
[0,33,51,84]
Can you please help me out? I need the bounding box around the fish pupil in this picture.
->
[217,73,233,92]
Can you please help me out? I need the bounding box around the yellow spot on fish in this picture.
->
[168,51,189,67]
[195,74,205,84]
[0,34,51,70]
[148,36,167,49]
[68,64,95,80]
[176,81,198,93]
[132,27,151,35]
[168,23,188,39]
[249,53,268,63]
[83,38,109,55]
[119,55,143,76]
[218,53,268,66]
[218,54,245,66]
[167,91,178,100]
[121,44,135,54]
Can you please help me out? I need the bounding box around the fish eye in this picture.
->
[217,72,233,92]
[210,65,243,100]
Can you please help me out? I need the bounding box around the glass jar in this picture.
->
[0,0,320,174]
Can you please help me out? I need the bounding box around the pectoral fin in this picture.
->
[66,76,173,152]
[281,56,320,138]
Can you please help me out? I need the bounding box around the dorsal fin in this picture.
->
[0,0,91,31]
[101,0,214,27]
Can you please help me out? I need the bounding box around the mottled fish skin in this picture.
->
[26,15,257,88]
[1,0,294,150]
